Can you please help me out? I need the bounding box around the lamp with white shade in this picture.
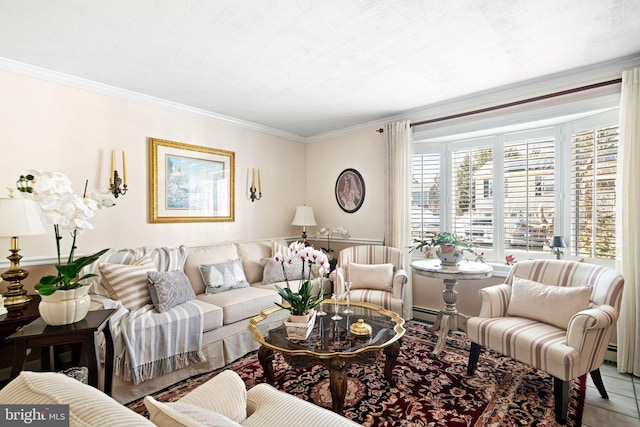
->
[0,196,46,310]
[291,205,316,245]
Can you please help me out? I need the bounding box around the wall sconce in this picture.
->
[249,168,262,202]
[550,235,567,259]
[110,150,128,198]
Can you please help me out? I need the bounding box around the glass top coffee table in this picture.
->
[248,300,405,414]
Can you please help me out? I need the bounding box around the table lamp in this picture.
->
[550,235,566,260]
[0,196,46,310]
[291,205,316,245]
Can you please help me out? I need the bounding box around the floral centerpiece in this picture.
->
[273,241,330,318]
[410,231,476,265]
[16,170,115,297]
[315,226,350,259]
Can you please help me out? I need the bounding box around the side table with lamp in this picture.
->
[0,195,46,315]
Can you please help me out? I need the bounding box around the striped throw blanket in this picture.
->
[113,300,205,385]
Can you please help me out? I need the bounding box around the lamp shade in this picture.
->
[0,197,46,237]
[291,205,317,227]
[550,235,566,248]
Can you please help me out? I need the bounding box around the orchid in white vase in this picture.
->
[273,241,330,317]
[16,170,115,296]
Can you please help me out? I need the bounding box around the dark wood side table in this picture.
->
[5,309,116,396]
[0,295,42,350]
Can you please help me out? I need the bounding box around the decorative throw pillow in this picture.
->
[147,270,196,313]
[98,255,157,310]
[144,396,242,427]
[349,263,394,291]
[261,257,304,285]
[199,258,250,294]
[507,275,592,329]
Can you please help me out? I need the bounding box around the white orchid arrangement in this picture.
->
[273,241,330,316]
[16,170,115,295]
[315,226,350,256]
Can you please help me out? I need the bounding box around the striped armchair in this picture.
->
[335,245,408,318]
[466,259,624,424]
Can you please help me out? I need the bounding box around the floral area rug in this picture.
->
[127,321,585,426]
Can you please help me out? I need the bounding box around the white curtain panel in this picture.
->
[616,66,640,376]
[384,120,413,319]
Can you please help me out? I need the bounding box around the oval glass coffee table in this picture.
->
[247,300,405,414]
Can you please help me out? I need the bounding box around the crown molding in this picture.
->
[0,57,307,143]
[307,54,640,142]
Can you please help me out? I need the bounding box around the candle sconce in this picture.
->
[249,168,262,202]
[109,170,128,198]
[109,150,128,198]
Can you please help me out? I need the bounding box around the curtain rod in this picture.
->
[376,78,622,133]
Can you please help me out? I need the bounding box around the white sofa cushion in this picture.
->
[197,287,280,324]
[507,275,592,329]
[144,396,242,427]
[176,370,248,423]
[0,371,154,426]
[349,262,394,292]
[189,299,224,331]
[236,241,273,284]
[185,244,240,295]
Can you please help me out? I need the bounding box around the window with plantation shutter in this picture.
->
[451,146,493,248]
[503,138,555,252]
[411,152,440,242]
[571,125,618,259]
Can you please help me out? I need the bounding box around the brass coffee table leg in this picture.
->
[258,346,275,384]
[328,358,348,414]
[383,341,401,385]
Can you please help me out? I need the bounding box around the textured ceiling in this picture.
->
[0,0,639,138]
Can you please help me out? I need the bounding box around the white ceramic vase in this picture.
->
[38,285,91,326]
[436,245,465,266]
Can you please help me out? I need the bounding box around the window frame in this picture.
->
[412,105,620,268]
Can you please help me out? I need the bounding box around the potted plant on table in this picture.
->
[16,170,114,325]
[273,242,330,339]
[410,231,476,266]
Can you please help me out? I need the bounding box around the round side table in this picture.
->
[411,259,492,358]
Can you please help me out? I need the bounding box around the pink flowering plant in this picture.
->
[273,242,330,316]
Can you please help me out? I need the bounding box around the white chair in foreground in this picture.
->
[465,259,624,424]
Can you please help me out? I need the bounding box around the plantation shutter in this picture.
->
[411,153,440,241]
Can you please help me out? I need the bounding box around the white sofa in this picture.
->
[86,239,329,404]
[0,370,360,427]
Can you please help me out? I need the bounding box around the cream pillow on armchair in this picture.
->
[349,262,394,291]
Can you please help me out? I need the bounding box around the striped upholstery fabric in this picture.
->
[0,371,154,426]
[336,245,408,317]
[82,245,188,298]
[467,259,624,381]
[98,255,157,310]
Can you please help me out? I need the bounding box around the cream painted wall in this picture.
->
[304,128,386,243]
[0,69,308,267]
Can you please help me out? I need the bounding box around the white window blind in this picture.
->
[571,125,618,259]
[451,146,493,248]
[503,138,555,252]
[411,153,440,241]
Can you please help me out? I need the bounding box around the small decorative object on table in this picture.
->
[273,242,330,339]
[331,293,342,321]
[350,318,372,337]
[410,231,476,266]
[16,170,115,325]
[343,281,353,314]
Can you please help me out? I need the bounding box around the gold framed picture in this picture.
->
[149,138,235,223]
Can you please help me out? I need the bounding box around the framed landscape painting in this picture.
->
[149,138,235,223]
